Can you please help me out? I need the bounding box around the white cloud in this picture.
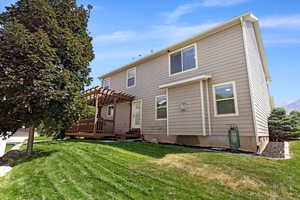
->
[95,48,153,60]
[260,15,300,28]
[92,22,220,63]
[94,22,220,45]
[201,0,249,7]
[151,22,220,43]
[94,31,137,43]
[165,0,249,24]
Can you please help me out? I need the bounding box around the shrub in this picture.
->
[268,108,300,142]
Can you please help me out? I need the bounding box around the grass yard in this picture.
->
[0,140,299,200]
[4,144,14,153]
[34,136,52,141]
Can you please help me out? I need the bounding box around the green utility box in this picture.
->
[228,125,240,150]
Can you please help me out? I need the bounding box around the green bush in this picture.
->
[37,104,96,139]
[268,108,300,141]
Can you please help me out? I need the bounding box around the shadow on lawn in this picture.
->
[69,139,204,158]
[10,150,58,167]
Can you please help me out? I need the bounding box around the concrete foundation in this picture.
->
[262,142,290,159]
[143,134,258,152]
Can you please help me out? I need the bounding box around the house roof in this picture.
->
[99,13,271,83]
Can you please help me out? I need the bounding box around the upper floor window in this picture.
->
[103,78,111,89]
[213,81,239,117]
[127,68,136,88]
[155,95,167,120]
[170,44,197,75]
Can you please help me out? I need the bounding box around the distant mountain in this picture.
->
[283,99,300,113]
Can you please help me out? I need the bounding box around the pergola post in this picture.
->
[112,98,117,133]
[129,100,132,131]
[93,94,99,133]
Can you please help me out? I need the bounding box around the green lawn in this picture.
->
[34,136,52,141]
[4,144,14,153]
[0,140,299,200]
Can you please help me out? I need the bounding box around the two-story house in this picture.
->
[94,13,272,153]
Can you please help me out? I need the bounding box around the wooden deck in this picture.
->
[66,131,141,140]
[66,132,116,139]
[66,117,141,140]
[65,87,139,141]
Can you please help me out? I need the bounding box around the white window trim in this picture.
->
[200,80,206,136]
[168,43,198,77]
[131,99,142,129]
[166,89,169,135]
[212,81,239,117]
[126,67,136,88]
[107,105,114,117]
[155,95,167,121]
[103,77,111,89]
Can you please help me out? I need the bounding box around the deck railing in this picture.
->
[66,118,114,134]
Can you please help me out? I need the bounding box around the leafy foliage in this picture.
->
[0,0,94,145]
[268,108,300,141]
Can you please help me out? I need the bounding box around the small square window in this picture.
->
[103,78,111,89]
[107,105,114,117]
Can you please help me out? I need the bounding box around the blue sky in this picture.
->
[1,0,300,106]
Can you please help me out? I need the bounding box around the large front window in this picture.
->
[213,82,238,116]
[155,95,167,120]
[170,45,196,75]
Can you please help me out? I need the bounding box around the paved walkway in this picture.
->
[7,136,28,145]
[0,138,7,157]
[0,166,12,177]
[0,139,24,177]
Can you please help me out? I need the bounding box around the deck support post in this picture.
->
[112,98,117,133]
[93,94,99,134]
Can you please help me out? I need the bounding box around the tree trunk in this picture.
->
[26,126,35,155]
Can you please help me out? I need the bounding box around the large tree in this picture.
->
[0,0,94,154]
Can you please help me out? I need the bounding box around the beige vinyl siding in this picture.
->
[115,102,131,133]
[101,103,131,133]
[106,23,255,137]
[168,82,203,135]
[243,21,271,137]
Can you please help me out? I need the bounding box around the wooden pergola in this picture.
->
[66,87,139,139]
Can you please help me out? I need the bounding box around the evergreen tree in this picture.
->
[0,0,94,154]
[268,108,300,141]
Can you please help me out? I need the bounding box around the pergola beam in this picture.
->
[83,87,134,107]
